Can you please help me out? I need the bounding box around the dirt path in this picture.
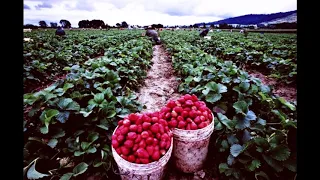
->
[135,45,215,180]
[248,70,296,103]
[136,45,182,113]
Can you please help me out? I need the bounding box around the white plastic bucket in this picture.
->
[111,127,173,180]
[172,114,214,173]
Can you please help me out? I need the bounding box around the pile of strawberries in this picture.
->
[112,94,213,164]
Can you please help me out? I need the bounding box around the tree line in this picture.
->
[24,19,165,29]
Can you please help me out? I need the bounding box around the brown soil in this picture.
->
[136,45,182,113]
[248,70,296,102]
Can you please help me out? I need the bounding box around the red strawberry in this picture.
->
[165,112,171,119]
[137,125,143,133]
[141,131,149,139]
[124,140,134,148]
[112,140,119,148]
[167,100,176,108]
[139,140,146,148]
[128,155,136,162]
[127,132,137,140]
[146,137,154,145]
[129,124,138,132]
[173,106,183,113]
[133,144,139,151]
[191,122,198,130]
[177,116,184,121]
[160,149,166,156]
[135,135,142,143]
[142,122,151,130]
[146,145,154,156]
[185,100,194,106]
[159,119,168,126]
[186,123,191,130]
[171,111,178,117]
[150,123,160,134]
[137,148,149,158]
[194,116,201,124]
[117,135,125,143]
[140,158,149,164]
[123,119,131,127]
[121,146,130,155]
[181,111,189,118]
[178,121,186,129]
[118,120,124,126]
[160,141,166,149]
[152,151,160,161]
[184,94,192,100]
[120,127,129,135]
[168,120,178,128]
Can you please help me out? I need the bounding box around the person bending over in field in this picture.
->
[199,28,209,37]
[55,26,66,36]
[145,26,161,45]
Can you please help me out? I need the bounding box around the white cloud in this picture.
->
[24,0,297,27]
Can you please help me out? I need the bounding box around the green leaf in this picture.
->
[63,67,71,71]
[254,137,269,149]
[97,124,109,131]
[283,158,297,172]
[234,115,250,130]
[86,147,97,153]
[80,110,92,118]
[227,154,235,166]
[59,173,74,180]
[262,154,284,172]
[39,109,59,134]
[88,132,99,143]
[94,93,105,103]
[230,144,243,157]
[93,161,105,167]
[63,83,74,91]
[218,163,229,173]
[57,98,74,110]
[106,110,117,118]
[227,135,239,145]
[255,171,270,180]
[245,110,257,121]
[74,151,85,156]
[248,159,261,171]
[72,162,88,176]
[26,160,50,179]
[52,129,65,138]
[56,111,70,123]
[81,142,91,151]
[239,82,250,92]
[215,121,223,130]
[217,113,234,130]
[47,139,58,148]
[257,118,266,126]
[270,145,291,161]
[205,82,227,93]
[278,97,296,111]
[242,130,252,142]
[40,126,49,134]
[206,93,222,103]
[233,100,248,114]
[24,94,38,105]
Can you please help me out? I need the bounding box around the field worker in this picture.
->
[55,26,66,36]
[145,26,161,45]
[199,28,209,37]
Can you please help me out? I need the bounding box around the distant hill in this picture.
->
[196,10,297,26]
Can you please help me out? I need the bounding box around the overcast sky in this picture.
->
[24,0,296,27]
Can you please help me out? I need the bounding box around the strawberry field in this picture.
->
[23,29,296,180]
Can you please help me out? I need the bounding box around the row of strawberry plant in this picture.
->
[24,30,143,93]
[161,32,297,180]
[23,36,152,180]
[162,30,297,86]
